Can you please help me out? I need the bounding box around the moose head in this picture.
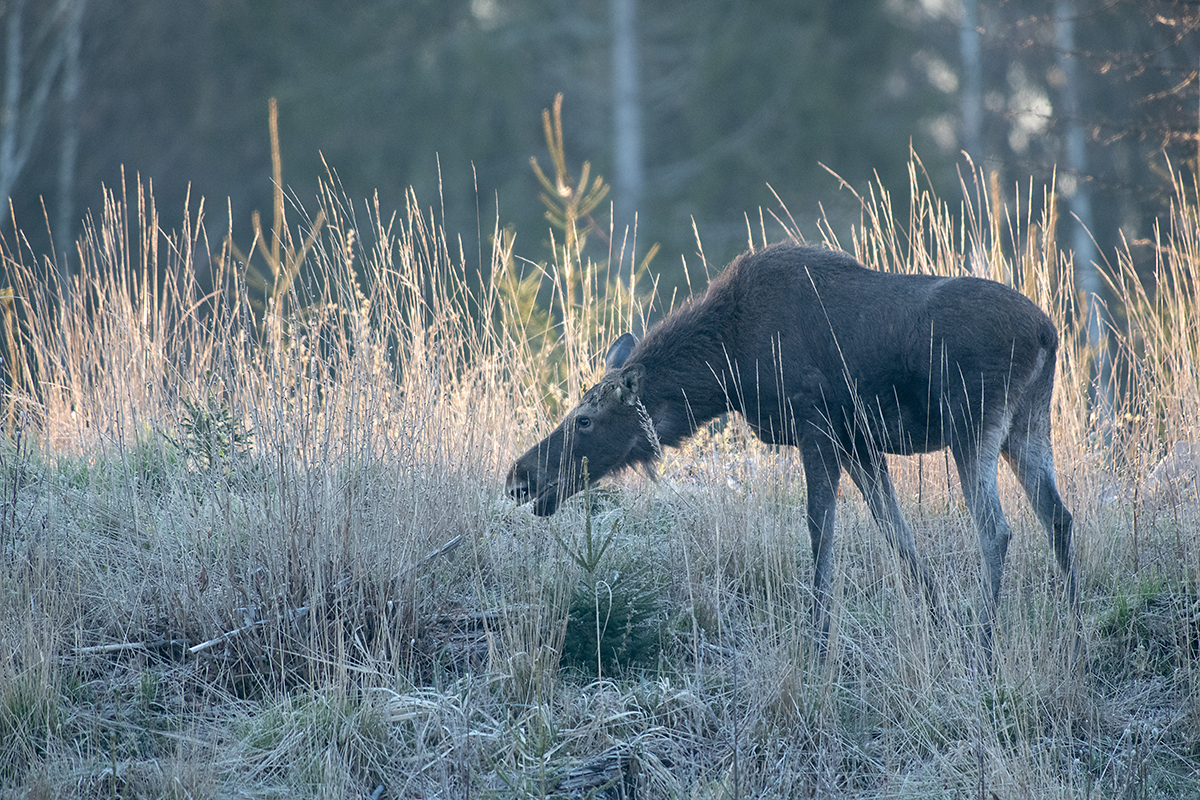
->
[505,333,657,515]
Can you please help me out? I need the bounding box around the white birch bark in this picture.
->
[55,0,85,272]
[611,0,642,234]
[0,0,71,230]
[959,0,982,163]
[1055,0,1110,419]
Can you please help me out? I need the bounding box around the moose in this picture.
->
[507,243,1078,653]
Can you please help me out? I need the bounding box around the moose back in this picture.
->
[507,243,1077,650]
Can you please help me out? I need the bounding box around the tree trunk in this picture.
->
[0,0,67,232]
[56,0,85,280]
[958,0,982,163]
[1055,0,1109,419]
[611,0,642,236]
[0,0,29,228]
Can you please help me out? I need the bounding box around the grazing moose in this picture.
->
[507,243,1078,653]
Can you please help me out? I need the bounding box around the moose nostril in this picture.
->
[506,476,531,500]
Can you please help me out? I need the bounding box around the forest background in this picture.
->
[4,2,1200,796]
[2,0,1198,300]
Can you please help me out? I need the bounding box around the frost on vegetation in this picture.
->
[1,155,1199,797]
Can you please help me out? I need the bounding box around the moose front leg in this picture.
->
[845,451,942,620]
[802,442,842,641]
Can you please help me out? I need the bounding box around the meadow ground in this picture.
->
[1,168,1198,798]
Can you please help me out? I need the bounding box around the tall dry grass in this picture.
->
[0,161,1196,798]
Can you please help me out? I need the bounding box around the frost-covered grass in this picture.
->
[0,166,1197,798]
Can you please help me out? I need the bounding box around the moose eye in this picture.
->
[576,415,592,430]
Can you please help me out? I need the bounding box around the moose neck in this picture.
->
[630,289,738,449]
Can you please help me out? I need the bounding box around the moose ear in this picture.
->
[604,333,637,371]
[617,364,644,405]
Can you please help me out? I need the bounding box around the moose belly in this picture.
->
[746,397,949,455]
[857,392,951,455]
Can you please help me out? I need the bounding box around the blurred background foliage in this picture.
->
[1,0,1197,300]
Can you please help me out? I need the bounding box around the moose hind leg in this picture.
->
[1002,403,1086,667]
[845,453,941,617]
[1002,424,1077,607]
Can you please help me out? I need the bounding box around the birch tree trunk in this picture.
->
[55,0,85,277]
[611,0,642,236]
[958,0,981,163]
[959,0,986,276]
[1055,0,1109,418]
[0,0,69,232]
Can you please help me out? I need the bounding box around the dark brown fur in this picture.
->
[507,243,1077,651]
